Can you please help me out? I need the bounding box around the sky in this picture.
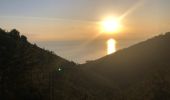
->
[0,0,170,63]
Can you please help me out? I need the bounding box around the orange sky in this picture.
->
[0,0,170,63]
[0,0,169,42]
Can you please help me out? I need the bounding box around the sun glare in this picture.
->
[107,38,116,55]
[101,17,121,33]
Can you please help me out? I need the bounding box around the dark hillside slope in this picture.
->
[0,29,77,100]
[82,32,170,100]
[1,28,170,100]
[0,29,121,100]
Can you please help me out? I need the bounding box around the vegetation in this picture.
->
[0,28,170,100]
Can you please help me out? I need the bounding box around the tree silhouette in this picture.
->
[9,29,20,39]
[20,35,27,43]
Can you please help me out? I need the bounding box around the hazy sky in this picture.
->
[0,0,170,63]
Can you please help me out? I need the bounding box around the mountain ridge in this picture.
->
[0,28,170,100]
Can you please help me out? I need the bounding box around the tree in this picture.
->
[0,28,5,33]
[20,35,27,43]
[9,29,20,39]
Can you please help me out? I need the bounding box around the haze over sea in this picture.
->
[36,39,142,63]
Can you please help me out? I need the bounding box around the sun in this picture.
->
[101,17,121,33]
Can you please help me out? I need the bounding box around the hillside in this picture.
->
[82,32,170,100]
[0,28,170,100]
[0,29,78,100]
[0,29,120,100]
